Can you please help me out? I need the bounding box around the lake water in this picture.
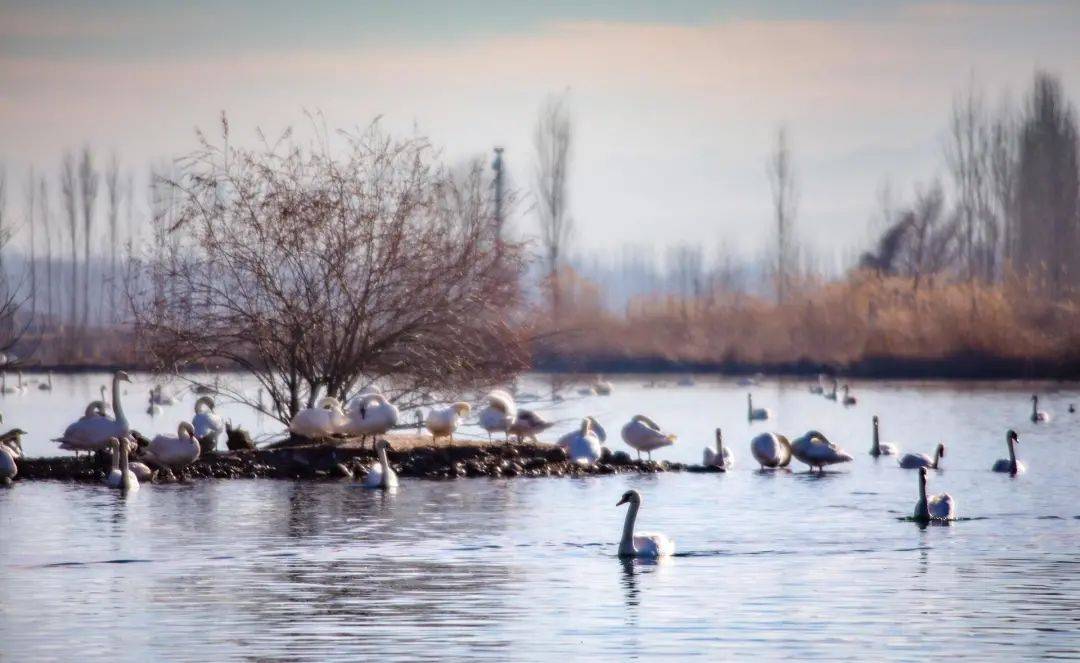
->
[2,372,1079,660]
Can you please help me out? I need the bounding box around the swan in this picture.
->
[0,372,14,394]
[289,397,347,439]
[747,393,771,421]
[192,396,226,452]
[478,390,517,441]
[344,392,399,444]
[426,402,471,443]
[991,429,1025,475]
[750,432,793,469]
[150,385,177,406]
[898,443,945,470]
[143,422,200,474]
[38,371,53,391]
[824,379,838,401]
[593,377,613,395]
[54,371,132,453]
[702,428,733,469]
[558,416,605,448]
[146,394,161,416]
[913,467,955,523]
[1030,394,1049,423]
[0,429,23,485]
[509,409,554,443]
[562,418,604,465]
[105,437,140,493]
[616,490,675,558]
[14,370,26,394]
[790,430,854,472]
[809,374,824,394]
[363,439,399,489]
[620,415,676,461]
[842,385,857,406]
[869,415,900,456]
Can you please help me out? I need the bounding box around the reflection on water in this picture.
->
[2,373,1080,659]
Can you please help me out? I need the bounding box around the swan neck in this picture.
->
[112,374,127,427]
[1008,436,1016,470]
[621,500,639,553]
[110,443,119,472]
[933,446,941,469]
[872,421,879,453]
[918,472,927,500]
[377,444,391,477]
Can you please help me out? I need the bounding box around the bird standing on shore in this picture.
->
[54,371,132,454]
[289,397,347,439]
[143,422,200,478]
[510,409,554,443]
[562,417,605,465]
[478,390,516,441]
[426,402,471,444]
[192,396,226,452]
[621,415,676,461]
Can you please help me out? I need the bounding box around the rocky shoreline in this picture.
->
[14,435,717,484]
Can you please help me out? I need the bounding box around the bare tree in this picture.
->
[534,93,573,318]
[23,169,36,320]
[78,148,99,327]
[106,155,121,324]
[767,126,798,302]
[129,118,528,423]
[0,167,27,360]
[989,96,1019,267]
[40,177,54,324]
[60,153,79,330]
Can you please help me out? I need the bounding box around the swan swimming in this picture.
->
[620,415,676,461]
[702,428,733,470]
[426,402,471,444]
[105,437,140,493]
[478,390,516,441]
[1030,395,1050,423]
[991,429,1025,475]
[563,418,604,465]
[824,379,838,401]
[747,394,771,421]
[616,490,675,558]
[54,371,132,453]
[898,443,945,470]
[750,432,792,469]
[869,415,900,456]
[363,439,399,489]
[289,397,347,439]
[789,430,853,472]
[913,466,955,523]
[841,385,857,406]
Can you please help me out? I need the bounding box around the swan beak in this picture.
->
[616,496,629,506]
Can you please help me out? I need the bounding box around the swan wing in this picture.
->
[633,533,675,558]
[899,453,930,469]
[928,493,955,519]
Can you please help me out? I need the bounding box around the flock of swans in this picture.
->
[0,369,1057,561]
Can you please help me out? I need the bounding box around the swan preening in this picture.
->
[510,409,554,443]
[790,430,853,472]
[192,396,226,451]
[621,415,676,460]
[702,428,733,470]
[914,467,955,522]
[290,397,347,439]
[105,437,140,493]
[1030,395,1049,423]
[143,422,201,475]
[426,402,471,443]
[747,394,771,421]
[991,429,1025,475]
[750,432,792,470]
[363,439,398,489]
[478,390,517,441]
[344,391,400,444]
[0,426,24,485]
[561,417,605,465]
[54,371,132,453]
[616,490,675,558]
[870,416,900,456]
[899,443,945,470]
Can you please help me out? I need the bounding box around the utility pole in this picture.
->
[492,146,505,240]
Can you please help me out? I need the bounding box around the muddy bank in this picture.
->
[14,435,710,484]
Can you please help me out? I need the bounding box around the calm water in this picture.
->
[2,373,1080,660]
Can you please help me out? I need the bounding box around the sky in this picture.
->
[1,0,1079,264]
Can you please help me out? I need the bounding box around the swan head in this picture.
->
[116,370,131,383]
[451,402,472,416]
[178,421,196,438]
[616,489,641,507]
[936,443,946,457]
[374,439,394,453]
[196,396,216,412]
[1007,429,1019,443]
[579,418,591,435]
[918,466,928,480]
[872,415,879,426]
[107,436,121,451]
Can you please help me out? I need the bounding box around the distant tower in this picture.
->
[492,147,505,238]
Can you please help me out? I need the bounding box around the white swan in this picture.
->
[363,439,399,489]
[150,385,177,406]
[620,415,676,461]
[616,490,675,558]
[38,371,53,391]
[747,393,771,421]
[146,393,162,416]
[143,422,200,473]
[558,416,605,449]
[593,377,613,396]
[426,402,471,443]
[870,415,900,456]
[344,393,399,442]
[913,467,955,522]
[105,437,140,493]
[790,430,854,472]
[841,384,857,406]
[824,379,838,401]
[898,443,945,470]
[192,396,226,451]
[0,429,23,485]
[509,409,554,443]
[478,390,516,441]
[809,374,825,394]
[54,371,132,453]
[702,428,733,469]
[289,397,347,439]
[750,432,792,469]
[1030,394,1050,422]
[563,418,604,465]
[991,429,1025,475]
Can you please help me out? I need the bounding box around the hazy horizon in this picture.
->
[2,0,1079,262]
